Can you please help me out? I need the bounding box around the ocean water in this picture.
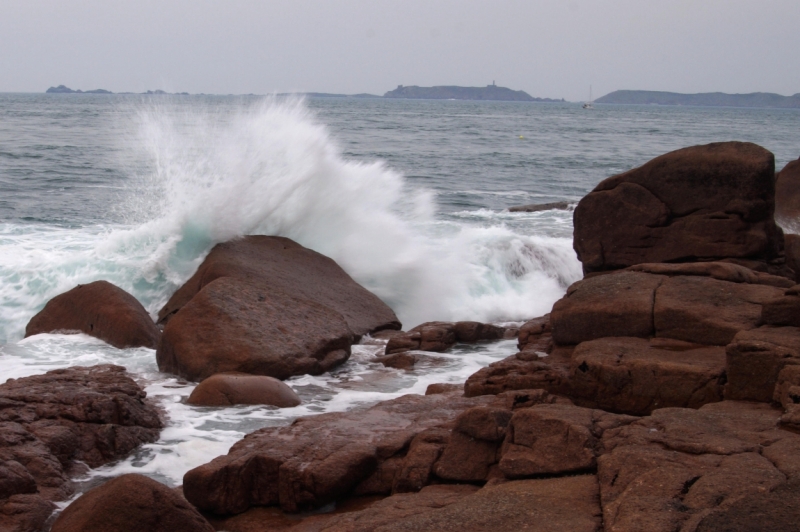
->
[1,93,798,497]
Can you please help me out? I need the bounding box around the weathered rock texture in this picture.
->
[25,280,159,349]
[599,401,800,532]
[157,236,400,382]
[50,474,214,532]
[573,142,782,274]
[0,365,162,531]
[187,373,301,408]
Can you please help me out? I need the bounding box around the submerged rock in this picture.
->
[0,365,162,530]
[187,373,301,408]
[573,142,783,275]
[50,474,214,532]
[25,280,159,349]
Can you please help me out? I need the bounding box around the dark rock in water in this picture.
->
[187,373,301,408]
[508,201,571,213]
[573,142,782,275]
[50,474,214,532]
[0,365,162,530]
[157,236,400,381]
[775,156,800,230]
[374,352,419,370]
[385,321,507,355]
[25,280,160,349]
[158,276,353,381]
[157,236,400,336]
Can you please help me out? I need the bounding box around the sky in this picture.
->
[2,0,799,101]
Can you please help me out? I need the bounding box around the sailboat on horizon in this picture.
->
[582,85,594,109]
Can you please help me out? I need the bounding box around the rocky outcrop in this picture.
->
[573,142,783,275]
[25,280,159,349]
[0,365,162,531]
[187,373,301,408]
[157,236,400,382]
[50,474,214,532]
[598,401,800,531]
[182,389,570,516]
[551,268,784,347]
[775,156,800,230]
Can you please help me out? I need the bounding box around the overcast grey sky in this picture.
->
[2,0,799,100]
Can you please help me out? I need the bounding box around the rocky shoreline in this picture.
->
[4,141,800,531]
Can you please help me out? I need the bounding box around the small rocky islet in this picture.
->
[5,141,800,531]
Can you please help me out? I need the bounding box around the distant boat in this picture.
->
[582,85,594,109]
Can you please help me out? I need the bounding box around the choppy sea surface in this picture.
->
[1,93,798,497]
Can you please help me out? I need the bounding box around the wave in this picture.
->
[0,97,581,342]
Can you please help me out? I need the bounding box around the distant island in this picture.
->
[46,85,112,94]
[596,90,800,109]
[45,85,189,95]
[384,84,563,102]
[44,84,564,102]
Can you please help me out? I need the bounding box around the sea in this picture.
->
[1,93,798,502]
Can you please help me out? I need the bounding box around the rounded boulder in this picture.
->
[50,474,214,532]
[187,373,301,407]
[25,281,159,349]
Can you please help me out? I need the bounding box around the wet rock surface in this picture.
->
[0,365,162,531]
[25,280,160,349]
[187,373,301,408]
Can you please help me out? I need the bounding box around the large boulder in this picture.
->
[775,156,800,231]
[156,236,401,381]
[50,474,214,532]
[157,236,400,336]
[0,365,162,530]
[574,142,782,275]
[157,277,353,381]
[25,281,159,349]
[187,373,301,407]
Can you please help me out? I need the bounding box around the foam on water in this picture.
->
[0,97,579,491]
[0,97,579,343]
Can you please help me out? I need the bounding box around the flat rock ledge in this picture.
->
[0,365,162,532]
